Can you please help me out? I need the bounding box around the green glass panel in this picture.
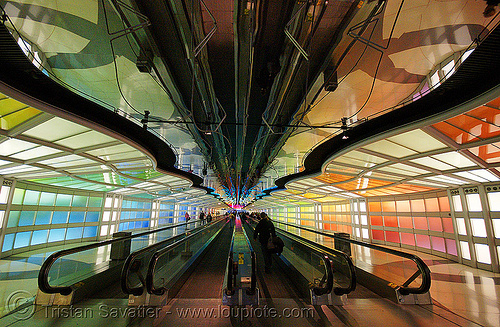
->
[23,190,40,205]
[12,188,24,204]
[55,194,72,206]
[7,211,20,228]
[72,195,88,207]
[88,197,102,207]
[39,192,56,206]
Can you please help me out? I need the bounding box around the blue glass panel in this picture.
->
[39,192,56,206]
[141,221,149,228]
[83,226,97,238]
[2,234,15,251]
[14,231,31,249]
[35,211,52,225]
[68,211,85,223]
[23,190,40,205]
[144,212,150,219]
[135,221,142,229]
[48,229,66,242]
[7,211,20,228]
[52,211,69,224]
[145,202,152,209]
[72,195,87,207]
[31,230,48,245]
[66,227,83,240]
[85,211,99,222]
[18,211,36,226]
[55,194,72,206]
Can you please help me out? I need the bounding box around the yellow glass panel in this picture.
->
[0,98,29,114]
[1,108,41,130]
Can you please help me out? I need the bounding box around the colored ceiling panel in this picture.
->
[0,138,37,156]
[54,131,116,149]
[338,150,388,164]
[377,163,430,176]
[430,152,477,168]
[315,173,353,184]
[362,140,418,158]
[432,121,476,144]
[386,129,447,153]
[409,157,456,171]
[23,117,89,142]
[469,143,500,163]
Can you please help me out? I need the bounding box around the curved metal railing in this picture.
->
[245,217,356,296]
[145,219,227,296]
[273,220,431,295]
[38,220,199,295]
[121,218,222,296]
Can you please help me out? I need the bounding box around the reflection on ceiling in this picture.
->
[1,0,499,207]
[258,96,500,206]
[0,91,221,209]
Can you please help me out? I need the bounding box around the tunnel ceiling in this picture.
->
[0,0,498,206]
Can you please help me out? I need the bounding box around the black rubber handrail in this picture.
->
[246,218,356,296]
[274,220,431,295]
[145,219,227,295]
[240,216,256,295]
[225,228,236,296]
[38,219,200,295]
[121,218,223,296]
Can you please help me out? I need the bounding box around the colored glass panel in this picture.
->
[446,239,457,256]
[428,217,443,231]
[411,199,425,212]
[385,231,400,243]
[413,217,428,230]
[438,197,450,211]
[370,216,383,226]
[384,216,398,227]
[431,237,446,252]
[368,201,381,212]
[399,216,413,228]
[371,229,384,240]
[31,230,48,245]
[442,217,454,233]
[401,232,415,245]
[396,200,410,212]
[415,234,431,249]
[381,201,396,212]
[425,198,440,211]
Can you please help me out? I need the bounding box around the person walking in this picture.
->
[253,212,276,273]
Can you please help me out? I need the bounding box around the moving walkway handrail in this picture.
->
[146,219,226,296]
[38,219,199,295]
[225,228,236,295]
[121,218,223,296]
[274,220,431,295]
[246,218,355,296]
[240,217,257,295]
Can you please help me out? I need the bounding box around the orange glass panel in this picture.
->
[381,201,396,212]
[399,216,413,228]
[384,216,398,227]
[301,220,314,226]
[431,236,446,252]
[368,201,381,212]
[411,199,425,212]
[413,216,428,230]
[385,231,400,243]
[428,217,443,231]
[425,198,440,212]
[396,200,410,212]
[331,224,338,231]
[315,173,352,184]
[324,223,331,230]
[370,216,383,226]
[401,233,415,246]
[442,217,454,233]
[415,234,431,249]
[446,239,457,256]
[469,144,500,164]
[372,229,384,240]
[438,197,451,211]
[432,121,479,144]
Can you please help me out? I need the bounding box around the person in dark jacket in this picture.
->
[253,212,276,273]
